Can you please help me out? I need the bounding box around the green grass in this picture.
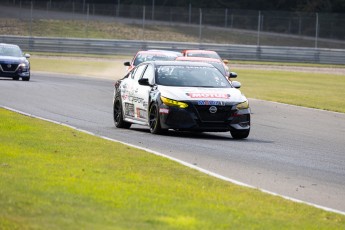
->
[2,18,345,49]
[230,60,345,68]
[0,108,344,229]
[237,69,345,113]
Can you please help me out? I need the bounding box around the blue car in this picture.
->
[0,43,30,81]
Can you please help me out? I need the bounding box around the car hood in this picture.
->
[0,56,27,64]
[158,86,247,103]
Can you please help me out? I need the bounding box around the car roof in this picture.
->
[136,50,180,56]
[0,43,20,48]
[176,56,222,63]
[144,60,214,67]
[147,49,182,56]
[183,50,218,54]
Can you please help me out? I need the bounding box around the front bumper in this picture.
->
[159,103,250,132]
[0,71,30,78]
[0,63,30,78]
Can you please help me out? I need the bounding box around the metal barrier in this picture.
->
[1,35,345,64]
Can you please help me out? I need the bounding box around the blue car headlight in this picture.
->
[18,63,29,72]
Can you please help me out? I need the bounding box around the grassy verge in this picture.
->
[0,108,344,229]
[237,69,345,113]
[2,18,345,49]
[230,60,345,68]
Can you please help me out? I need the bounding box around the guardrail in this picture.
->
[1,35,345,64]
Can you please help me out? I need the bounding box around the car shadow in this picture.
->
[129,127,273,144]
[0,78,33,82]
[0,78,16,81]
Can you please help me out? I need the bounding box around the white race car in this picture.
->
[113,61,250,139]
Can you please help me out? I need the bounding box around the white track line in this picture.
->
[2,105,344,216]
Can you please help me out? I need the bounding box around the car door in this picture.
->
[122,64,147,120]
[133,64,155,123]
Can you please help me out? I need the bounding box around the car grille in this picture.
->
[193,105,232,122]
[0,63,19,72]
[166,109,195,127]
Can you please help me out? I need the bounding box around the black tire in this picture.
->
[230,129,250,139]
[12,77,19,80]
[149,103,164,134]
[113,98,131,129]
[22,76,30,81]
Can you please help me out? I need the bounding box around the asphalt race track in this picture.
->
[1,73,345,213]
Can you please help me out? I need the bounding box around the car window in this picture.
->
[208,62,225,76]
[132,64,147,80]
[141,64,155,85]
[0,45,22,57]
[156,65,231,88]
[134,53,177,66]
[133,54,145,66]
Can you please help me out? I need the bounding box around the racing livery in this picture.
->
[113,61,250,139]
[0,43,30,81]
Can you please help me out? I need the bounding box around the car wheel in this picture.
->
[230,129,250,139]
[12,77,19,80]
[113,98,131,129]
[22,76,30,81]
[149,103,164,134]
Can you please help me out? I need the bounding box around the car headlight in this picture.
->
[161,96,188,109]
[19,63,29,71]
[236,100,249,110]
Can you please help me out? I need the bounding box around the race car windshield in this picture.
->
[156,66,231,88]
[134,54,177,66]
[208,62,225,76]
[0,45,23,57]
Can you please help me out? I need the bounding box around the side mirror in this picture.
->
[223,59,229,64]
[138,78,150,86]
[124,61,130,66]
[231,81,241,89]
[25,53,30,59]
[229,72,237,78]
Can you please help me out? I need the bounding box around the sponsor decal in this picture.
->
[197,100,225,106]
[124,103,135,117]
[187,93,230,99]
[159,108,169,114]
[128,96,145,104]
[136,108,148,119]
